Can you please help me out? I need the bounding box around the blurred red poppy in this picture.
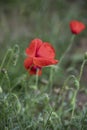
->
[24,38,58,75]
[70,20,85,34]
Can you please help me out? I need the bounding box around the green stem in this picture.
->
[78,59,87,82]
[71,89,78,118]
[58,75,76,112]
[0,45,19,87]
[36,69,39,88]
[58,35,75,67]
[49,66,54,93]
[4,70,11,91]
[6,50,14,68]
[61,75,76,93]
[10,93,21,113]
[71,59,87,119]
[0,50,12,88]
[0,49,13,87]
[0,49,12,72]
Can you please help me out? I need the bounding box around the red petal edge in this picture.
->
[25,38,43,56]
[24,57,33,70]
[33,57,58,67]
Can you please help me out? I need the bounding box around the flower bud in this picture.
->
[74,80,79,89]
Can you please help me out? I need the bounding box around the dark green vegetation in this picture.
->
[0,0,87,129]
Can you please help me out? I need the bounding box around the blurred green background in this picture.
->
[0,0,87,85]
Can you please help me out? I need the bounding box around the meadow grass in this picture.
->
[0,0,87,130]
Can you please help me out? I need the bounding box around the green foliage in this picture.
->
[0,44,87,130]
[0,0,87,129]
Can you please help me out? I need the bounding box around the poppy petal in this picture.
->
[24,57,33,70]
[33,57,58,67]
[37,42,55,58]
[25,38,43,56]
[70,20,85,34]
[29,66,42,75]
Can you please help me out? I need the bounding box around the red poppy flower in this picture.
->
[70,20,85,34]
[24,38,58,75]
